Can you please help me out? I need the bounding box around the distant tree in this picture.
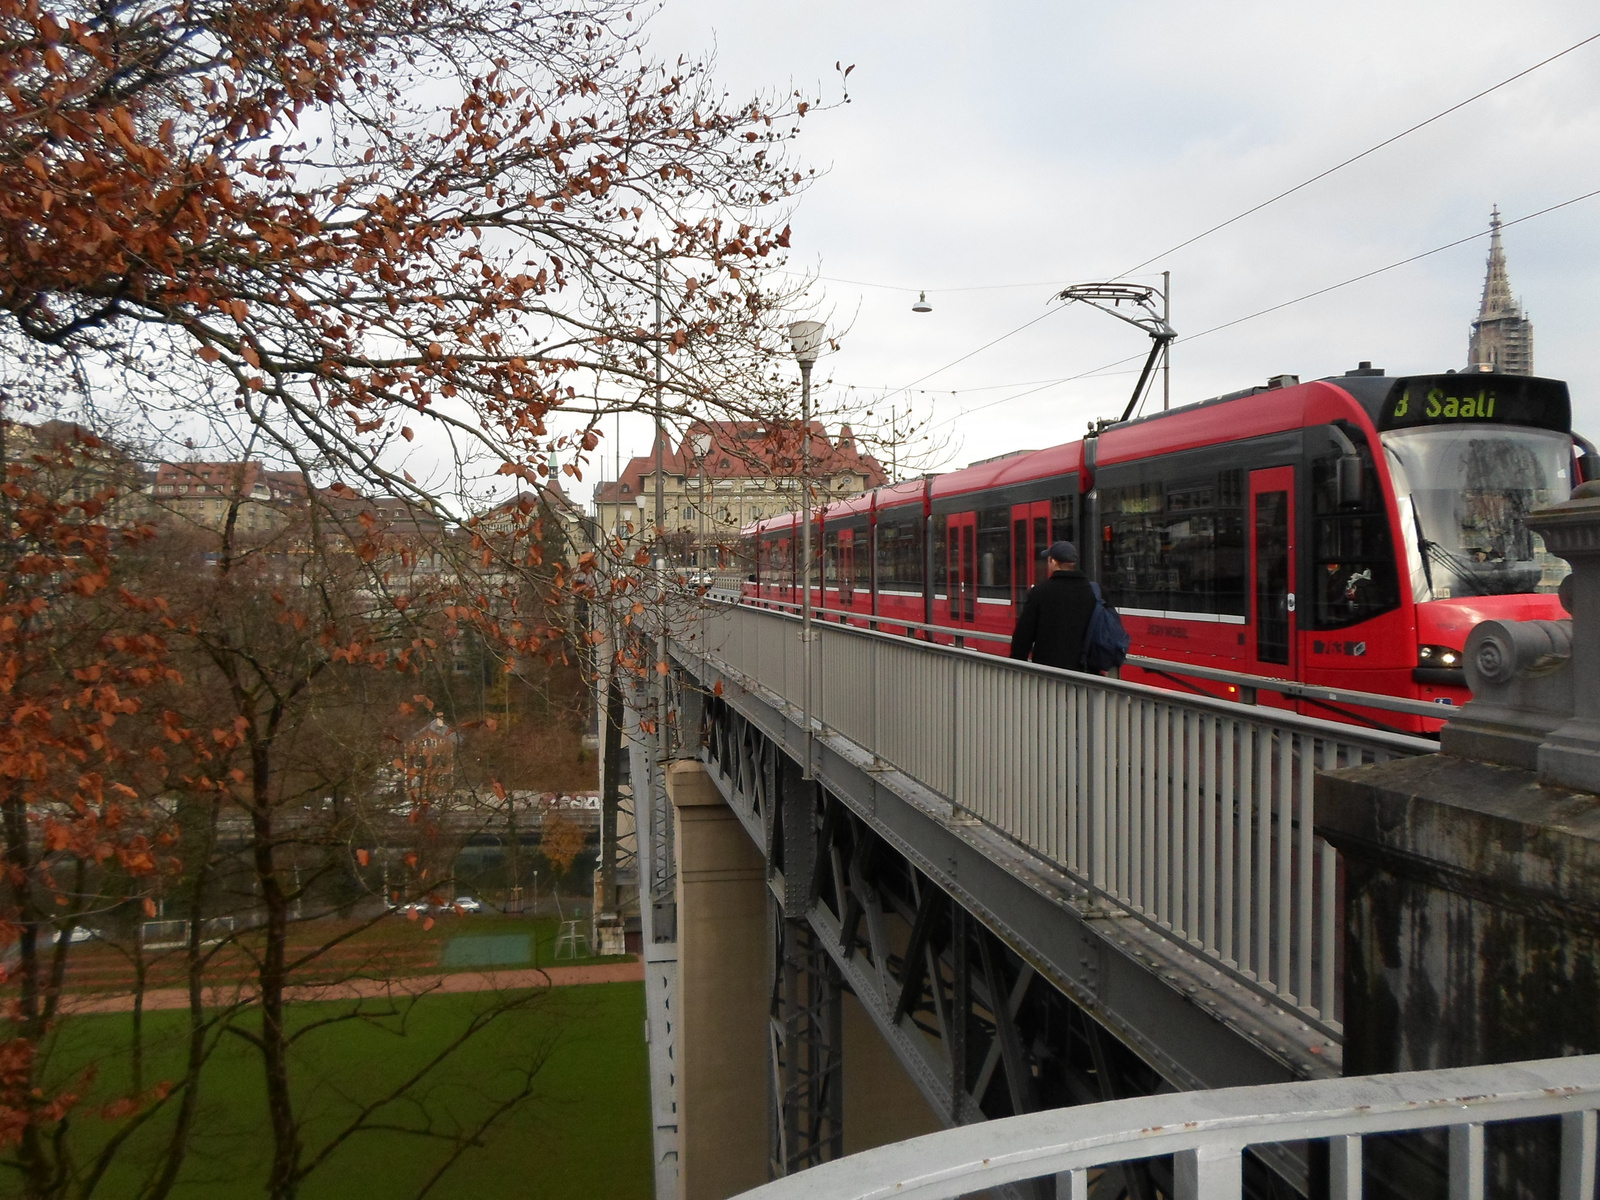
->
[0,428,185,1191]
[539,809,586,883]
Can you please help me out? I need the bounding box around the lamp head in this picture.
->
[788,320,827,363]
[912,291,932,313]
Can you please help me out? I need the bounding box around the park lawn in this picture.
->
[30,982,652,1200]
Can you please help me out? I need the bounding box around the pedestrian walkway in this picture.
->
[58,957,644,1015]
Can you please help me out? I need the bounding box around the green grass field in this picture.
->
[29,983,653,1200]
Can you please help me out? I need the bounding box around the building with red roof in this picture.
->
[592,420,885,566]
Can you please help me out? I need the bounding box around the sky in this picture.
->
[595,0,1600,498]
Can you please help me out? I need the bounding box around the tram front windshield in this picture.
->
[1383,426,1571,601]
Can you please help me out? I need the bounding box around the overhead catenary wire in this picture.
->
[1115,29,1600,280]
[1172,186,1600,343]
[825,31,1600,402]
[933,186,1600,429]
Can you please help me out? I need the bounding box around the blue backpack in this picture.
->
[1083,581,1131,672]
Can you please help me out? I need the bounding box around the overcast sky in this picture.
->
[595,0,1600,493]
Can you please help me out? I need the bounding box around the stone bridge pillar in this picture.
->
[1317,486,1600,1199]
[666,760,767,1200]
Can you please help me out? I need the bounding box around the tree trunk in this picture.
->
[2,776,53,1197]
[250,740,299,1200]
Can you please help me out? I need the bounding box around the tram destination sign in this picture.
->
[1378,374,1570,433]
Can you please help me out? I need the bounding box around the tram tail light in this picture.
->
[1418,645,1461,668]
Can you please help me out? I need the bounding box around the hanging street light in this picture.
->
[912,291,932,313]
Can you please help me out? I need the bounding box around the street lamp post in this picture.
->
[788,320,826,779]
[653,246,665,569]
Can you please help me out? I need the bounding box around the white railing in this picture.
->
[681,601,1434,1035]
[728,1054,1600,1200]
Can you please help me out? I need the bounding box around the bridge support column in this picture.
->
[840,991,942,1154]
[667,760,767,1200]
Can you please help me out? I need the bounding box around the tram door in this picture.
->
[945,512,977,627]
[1010,501,1052,607]
[1247,467,1298,690]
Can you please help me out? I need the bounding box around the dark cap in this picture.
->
[1045,540,1078,564]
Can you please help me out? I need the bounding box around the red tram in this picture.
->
[739,366,1592,733]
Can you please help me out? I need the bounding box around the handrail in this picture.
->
[715,589,1452,723]
[713,592,1439,750]
[682,598,1434,1034]
[729,1054,1600,1200]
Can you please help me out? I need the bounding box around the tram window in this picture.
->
[824,530,841,586]
[1099,471,1246,617]
[1012,519,1028,607]
[1310,453,1400,629]
[1051,494,1076,546]
[961,524,976,620]
[1255,492,1291,665]
[977,506,1011,598]
[854,529,872,589]
[876,507,923,588]
[775,536,793,587]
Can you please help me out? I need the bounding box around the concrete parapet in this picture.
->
[667,760,767,1200]
[1318,754,1600,1198]
[1525,493,1600,792]
[1318,752,1600,1073]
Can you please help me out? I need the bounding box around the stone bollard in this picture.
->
[1526,489,1600,791]
[1315,485,1600,1200]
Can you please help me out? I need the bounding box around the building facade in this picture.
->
[1467,206,1534,376]
[148,460,307,534]
[592,420,886,566]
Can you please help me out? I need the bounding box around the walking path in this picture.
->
[59,958,644,1015]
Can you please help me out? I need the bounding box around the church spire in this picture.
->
[1468,205,1533,375]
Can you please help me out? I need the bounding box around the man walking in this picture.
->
[1009,541,1098,671]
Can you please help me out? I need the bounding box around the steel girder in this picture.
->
[769,909,844,1176]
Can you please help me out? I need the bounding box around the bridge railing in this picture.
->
[683,601,1434,1036]
[728,1054,1600,1200]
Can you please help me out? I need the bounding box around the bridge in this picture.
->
[599,492,1600,1200]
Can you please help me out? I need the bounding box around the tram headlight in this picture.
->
[1418,645,1461,668]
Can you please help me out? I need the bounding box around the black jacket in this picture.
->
[1009,570,1098,671]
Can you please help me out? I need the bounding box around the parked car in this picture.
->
[46,926,98,945]
[451,896,484,914]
